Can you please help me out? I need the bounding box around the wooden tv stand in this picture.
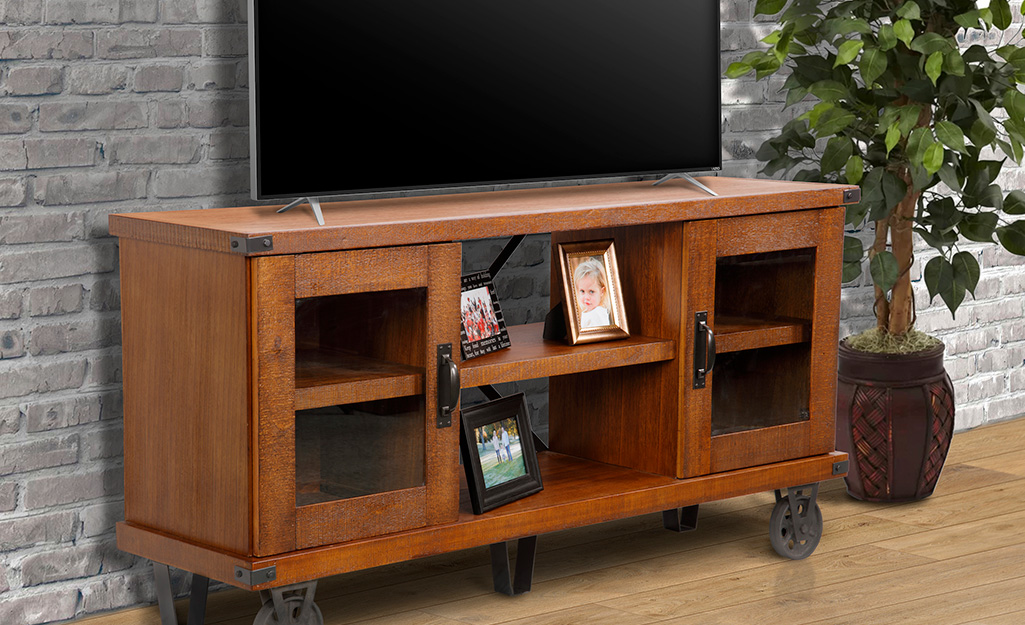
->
[111,176,855,625]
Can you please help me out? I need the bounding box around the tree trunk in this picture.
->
[887,169,918,336]
[871,219,890,330]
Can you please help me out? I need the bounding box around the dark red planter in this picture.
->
[835,340,955,502]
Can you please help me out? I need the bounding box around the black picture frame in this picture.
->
[460,270,511,360]
[459,393,543,514]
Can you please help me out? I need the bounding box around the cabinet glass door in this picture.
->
[682,209,843,476]
[252,244,461,555]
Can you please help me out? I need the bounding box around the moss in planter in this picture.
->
[845,327,943,354]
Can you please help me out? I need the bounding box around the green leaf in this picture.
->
[1005,189,1025,214]
[991,0,1012,30]
[843,236,864,263]
[911,33,956,55]
[923,142,944,175]
[897,1,921,20]
[885,123,901,155]
[943,50,965,77]
[870,250,900,292]
[959,212,999,242]
[878,23,897,51]
[881,170,908,210]
[815,108,857,135]
[954,10,982,30]
[860,47,887,85]
[834,40,863,67]
[822,136,853,173]
[784,85,809,109]
[754,0,788,16]
[1004,89,1025,122]
[952,251,980,296]
[996,221,1025,255]
[937,163,962,192]
[924,256,954,302]
[725,62,753,79]
[893,19,915,47]
[841,261,863,283]
[935,120,967,154]
[809,80,849,102]
[970,117,997,147]
[925,51,943,85]
[845,154,864,184]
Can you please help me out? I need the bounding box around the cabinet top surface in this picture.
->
[109,176,855,255]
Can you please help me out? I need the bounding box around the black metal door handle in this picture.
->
[693,312,715,389]
[437,344,459,428]
[702,320,716,375]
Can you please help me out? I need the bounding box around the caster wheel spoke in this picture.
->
[769,494,823,560]
[253,595,324,625]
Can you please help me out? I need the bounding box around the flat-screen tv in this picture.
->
[249,0,721,201]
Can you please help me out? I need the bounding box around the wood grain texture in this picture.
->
[809,206,845,456]
[252,255,298,556]
[713,315,810,353]
[460,323,675,388]
[550,223,683,478]
[294,350,423,409]
[116,450,846,590]
[295,247,429,298]
[119,239,251,555]
[108,177,856,256]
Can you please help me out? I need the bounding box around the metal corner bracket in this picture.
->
[229,235,273,254]
[832,459,850,476]
[842,188,861,204]
[234,565,276,586]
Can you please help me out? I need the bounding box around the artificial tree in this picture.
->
[727,0,1025,349]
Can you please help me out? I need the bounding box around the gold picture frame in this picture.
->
[557,239,630,345]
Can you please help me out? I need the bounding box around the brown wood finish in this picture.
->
[294,350,423,409]
[809,206,845,455]
[113,178,853,597]
[549,223,684,478]
[714,315,810,353]
[108,177,852,256]
[679,220,717,479]
[120,239,251,555]
[115,449,846,590]
[252,255,298,556]
[460,323,675,388]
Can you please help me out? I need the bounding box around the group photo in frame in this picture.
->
[459,270,511,360]
[459,393,543,515]
[557,239,630,345]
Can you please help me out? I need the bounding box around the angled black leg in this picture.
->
[490,535,538,595]
[153,562,177,625]
[662,504,699,532]
[151,562,210,625]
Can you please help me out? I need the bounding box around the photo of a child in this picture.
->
[557,239,629,345]
[573,257,611,329]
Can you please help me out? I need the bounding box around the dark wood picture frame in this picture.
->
[557,239,630,345]
[459,270,512,360]
[459,393,543,514]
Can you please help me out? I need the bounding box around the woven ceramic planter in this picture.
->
[835,340,955,502]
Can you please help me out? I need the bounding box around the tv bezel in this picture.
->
[247,0,722,203]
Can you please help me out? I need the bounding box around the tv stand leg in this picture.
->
[490,535,538,595]
[152,562,210,625]
[652,173,718,196]
[662,504,699,532]
[277,197,325,226]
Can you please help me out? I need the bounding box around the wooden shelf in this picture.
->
[295,349,423,410]
[460,323,676,387]
[714,315,810,354]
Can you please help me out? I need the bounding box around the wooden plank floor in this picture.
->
[78,415,1025,625]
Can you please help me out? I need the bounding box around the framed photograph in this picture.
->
[459,393,543,514]
[460,270,512,360]
[557,240,630,345]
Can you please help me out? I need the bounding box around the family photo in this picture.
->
[461,286,502,342]
[473,418,527,489]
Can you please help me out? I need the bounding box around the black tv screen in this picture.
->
[249,0,721,200]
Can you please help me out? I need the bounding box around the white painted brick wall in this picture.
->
[0,1,1022,623]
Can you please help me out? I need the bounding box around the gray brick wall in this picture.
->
[0,1,1022,623]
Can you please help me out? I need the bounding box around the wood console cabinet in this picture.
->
[111,177,855,624]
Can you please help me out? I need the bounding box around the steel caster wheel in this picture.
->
[769,493,822,560]
[253,594,324,625]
